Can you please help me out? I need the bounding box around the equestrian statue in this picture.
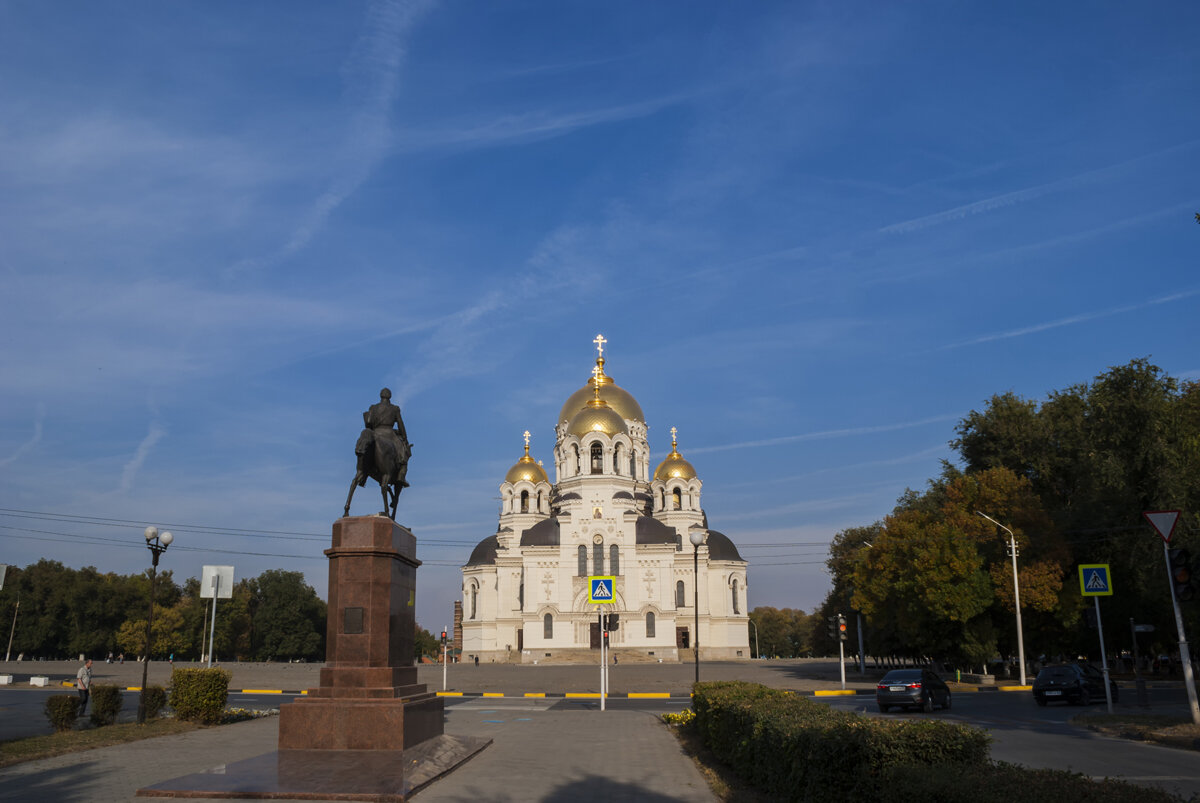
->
[344,387,411,520]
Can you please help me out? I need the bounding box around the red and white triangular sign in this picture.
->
[1144,510,1181,543]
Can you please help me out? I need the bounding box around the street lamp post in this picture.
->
[137,526,173,724]
[748,618,760,659]
[690,531,705,683]
[978,512,1026,686]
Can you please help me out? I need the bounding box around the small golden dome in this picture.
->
[654,427,697,481]
[505,431,548,484]
[558,338,645,422]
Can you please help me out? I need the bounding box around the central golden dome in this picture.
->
[567,393,629,438]
[559,353,645,423]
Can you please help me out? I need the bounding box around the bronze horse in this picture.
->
[344,428,410,519]
[344,388,411,520]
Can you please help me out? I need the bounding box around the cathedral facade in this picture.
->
[461,337,750,663]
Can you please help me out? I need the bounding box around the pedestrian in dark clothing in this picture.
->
[76,659,93,714]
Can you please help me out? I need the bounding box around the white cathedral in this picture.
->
[461,336,750,663]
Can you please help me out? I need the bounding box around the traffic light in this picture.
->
[1170,549,1196,601]
[440,630,447,642]
[603,613,620,631]
[827,616,838,640]
[837,614,848,642]
[603,631,610,648]
[1083,608,1098,629]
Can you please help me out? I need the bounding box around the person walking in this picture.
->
[76,659,93,714]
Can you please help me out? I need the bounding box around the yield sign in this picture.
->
[1144,510,1181,544]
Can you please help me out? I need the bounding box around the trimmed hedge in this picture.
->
[169,667,231,725]
[45,694,81,732]
[142,685,167,720]
[878,761,1185,802]
[691,681,990,800]
[89,684,123,726]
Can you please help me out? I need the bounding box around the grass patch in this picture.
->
[664,719,780,802]
[1074,712,1200,751]
[0,718,200,768]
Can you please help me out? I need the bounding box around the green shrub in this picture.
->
[169,667,231,725]
[142,685,167,720]
[44,694,81,732]
[691,681,990,800]
[88,684,123,726]
[878,761,1185,803]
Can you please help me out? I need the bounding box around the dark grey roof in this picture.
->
[466,536,498,566]
[706,530,743,562]
[520,518,560,547]
[612,491,633,500]
[635,516,677,545]
[557,492,582,502]
[634,492,653,503]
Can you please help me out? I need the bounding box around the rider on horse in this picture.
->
[356,388,410,487]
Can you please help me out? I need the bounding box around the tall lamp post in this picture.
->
[137,526,173,724]
[690,530,705,683]
[978,512,1026,686]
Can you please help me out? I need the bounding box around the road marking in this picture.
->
[628,692,671,698]
[814,690,857,696]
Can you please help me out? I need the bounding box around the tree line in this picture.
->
[816,358,1200,669]
[0,561,328,662]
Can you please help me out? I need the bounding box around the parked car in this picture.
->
[876,668,951,713]
[1032,663,1119,706]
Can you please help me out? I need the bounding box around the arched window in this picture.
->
[609,544,620,576]
[536,490,543,513]
[590,442,603,474]
[593,542,604,575]
[520,490,529,513]
[646,611,656,638]
[518,577,524,610]
[613,444,623,475]
[675,534,682,552]
[676,580,685,608]
[543,613,553,639]
[469,585,477,619]
[630,452,637,478]
[672,488,682,510]
[732,578,740,614]
[577,545,587,576]
[572,444,580,475]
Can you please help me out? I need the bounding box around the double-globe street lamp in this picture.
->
[977,512,1027,686]
[138,526,173,724]
[690,530,705,683]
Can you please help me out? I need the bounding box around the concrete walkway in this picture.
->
[0,698,713,802]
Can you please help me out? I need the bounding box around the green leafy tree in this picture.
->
[249,570,326,661]
[415,625,440,660]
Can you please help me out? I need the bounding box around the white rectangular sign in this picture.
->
[201,565,235,599]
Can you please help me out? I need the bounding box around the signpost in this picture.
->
[1144,510,1200,725]
[1078,564,1114,713]
[589,577,616,711]
[200,565,234,668]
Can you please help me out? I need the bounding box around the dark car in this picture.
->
[1032,663,1119,706]
[876,668,951,713]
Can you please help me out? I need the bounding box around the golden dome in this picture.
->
[654,427,697,481]
[567,384,630,439]
[505,431,548,484]
[558,339,645,423]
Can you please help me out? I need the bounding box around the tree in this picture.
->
[249,570,326,661]
[115,604,190,658]
[415,625,440,660]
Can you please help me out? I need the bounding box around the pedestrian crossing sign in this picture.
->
[1078,564,1112,596]
[589,576,616,604]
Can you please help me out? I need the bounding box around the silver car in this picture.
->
[876,668,951,713]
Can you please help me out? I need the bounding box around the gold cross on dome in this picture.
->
[591,365,601,382]
[670,427,678,449]
[523,430,531,448]
[593,333,607,358]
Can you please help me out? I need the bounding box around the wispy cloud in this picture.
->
[0,405,45,468]
[936,288,1200,351]
[684,414,962,456]
[118,423,166,494]
[228,0,434,275]
[879,139,1200,235]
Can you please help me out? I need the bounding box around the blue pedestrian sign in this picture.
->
[589,576,615,604]
[1079,564,1112,596]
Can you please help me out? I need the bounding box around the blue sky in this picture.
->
[1,1,1197,638]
